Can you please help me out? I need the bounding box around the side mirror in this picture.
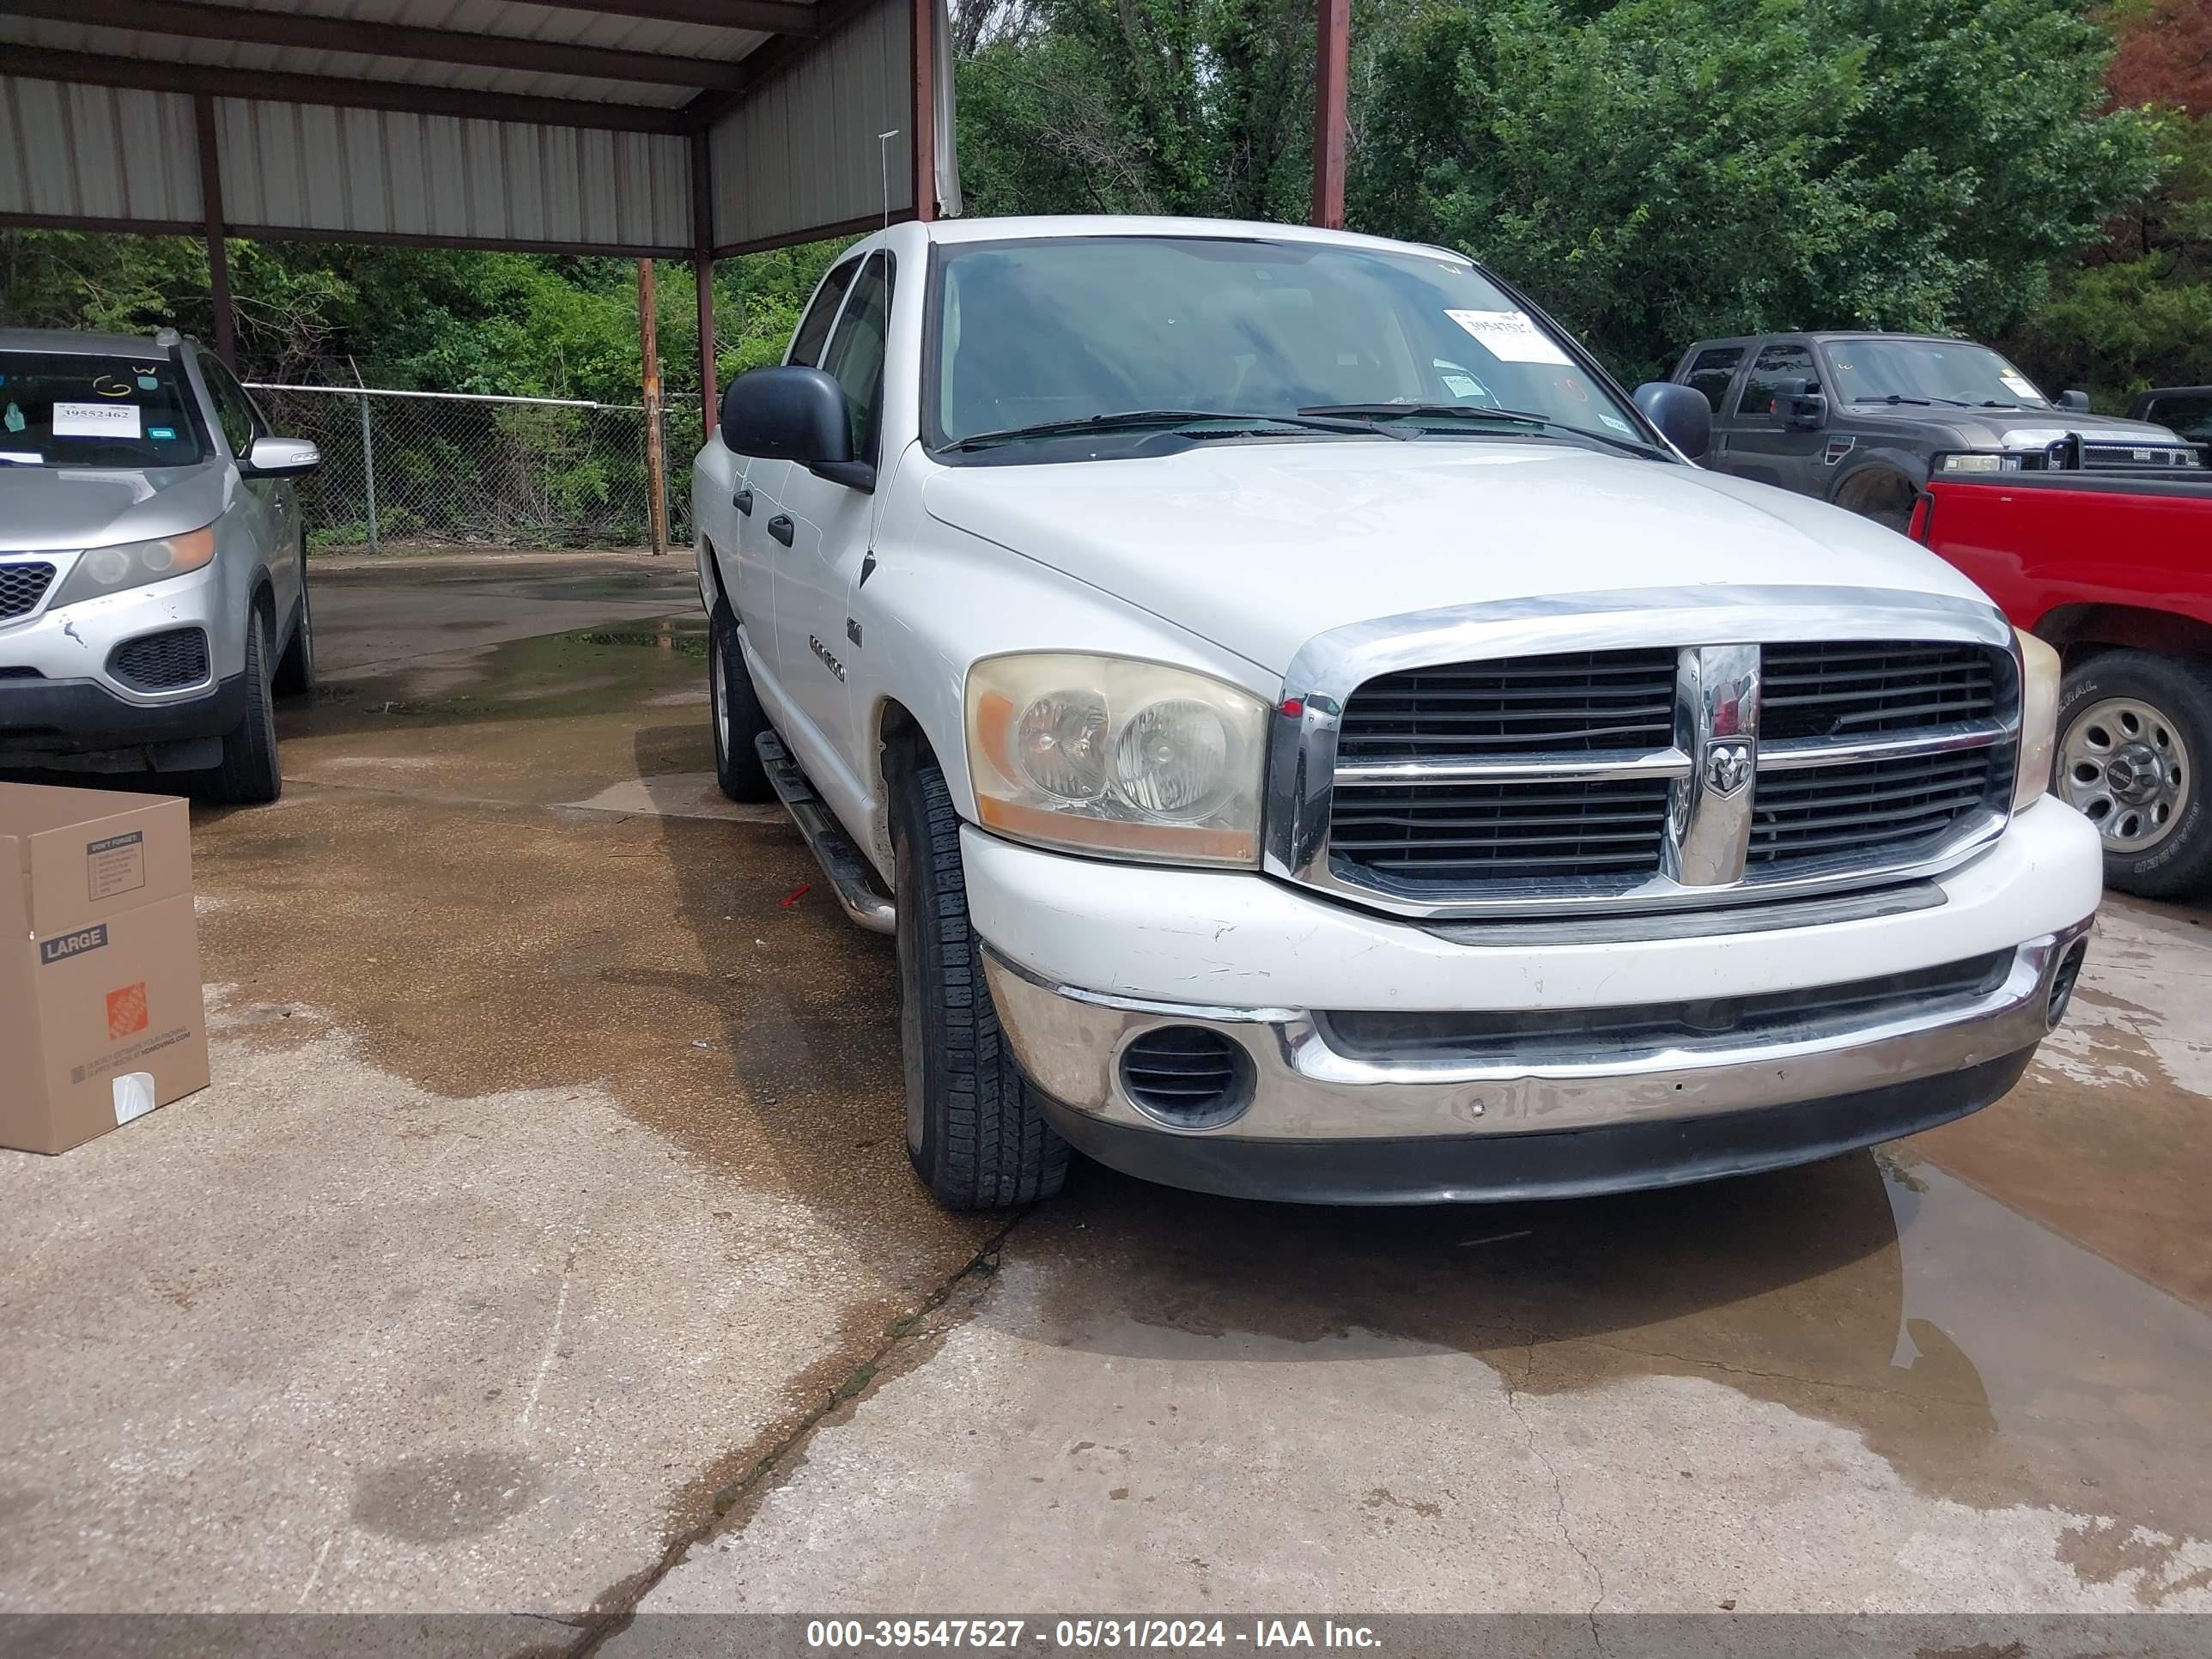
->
[720,365,874,491]
[240,435,319,478]
[1769,375,1828,431]
[2057,389,2092,413]
[1632,382,1711,459]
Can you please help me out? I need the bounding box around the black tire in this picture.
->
[273,569,315,698]
[709,597,775,803]
[2056,650,2212,900]
[1833,467,1916,533]
[208,609,283,805]
[890,750,1070,1210]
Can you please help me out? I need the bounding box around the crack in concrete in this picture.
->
[1498,1335,1607,1658]
[562,1212,1030,1656]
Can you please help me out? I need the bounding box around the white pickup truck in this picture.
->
[690,215,2102,1212]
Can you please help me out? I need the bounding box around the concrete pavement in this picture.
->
[3,551,2210,1643]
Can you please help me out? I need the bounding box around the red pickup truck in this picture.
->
[1909,465,2212,897]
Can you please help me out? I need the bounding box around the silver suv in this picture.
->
[0,327,319,803]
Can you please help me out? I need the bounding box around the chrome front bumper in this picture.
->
[983,919,2094,1147]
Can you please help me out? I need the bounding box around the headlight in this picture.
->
[1939,453,2021,473]
[50,526,216,609]
[2014,629,2060,811]
[964,653,1270,866]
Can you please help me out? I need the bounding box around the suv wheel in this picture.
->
[709,598,775,802]
[273,573,315,697]
[207,609,283,805]
[890,750,1070,1210]
[2057,650,2212,898]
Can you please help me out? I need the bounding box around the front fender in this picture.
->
[1826,445,1929,507]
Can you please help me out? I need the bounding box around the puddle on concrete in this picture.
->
[1014,1152,2212,1601]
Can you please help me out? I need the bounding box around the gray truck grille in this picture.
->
[0,561,57,620]
[1321,639,2015,904]
[109,628,211,692]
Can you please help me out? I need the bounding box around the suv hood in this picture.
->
[921,441,1996,673]
[1890,409,2190,451]
[0,463,230,555]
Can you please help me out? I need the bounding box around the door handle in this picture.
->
[768,514,794,547]
[734,488,753,515]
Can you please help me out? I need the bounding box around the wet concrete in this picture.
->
[3,550,2211,1627]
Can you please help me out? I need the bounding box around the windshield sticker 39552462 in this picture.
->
[1444,309,1573,367]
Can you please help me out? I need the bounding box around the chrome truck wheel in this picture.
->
[2060,696,2191,854]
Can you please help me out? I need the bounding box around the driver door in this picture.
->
[1715,338,1826,495]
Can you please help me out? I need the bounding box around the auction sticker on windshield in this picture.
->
[1444,309,1571,366]
[52,402,143,439]
[2000,371,2041,401]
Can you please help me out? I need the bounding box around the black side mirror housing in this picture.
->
[1767,375,1828,431]
[719,365,874,491]
[1632,382,1712,459]
[2057,389,2092,413]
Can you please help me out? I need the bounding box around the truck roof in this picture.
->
[916,213,1470,266]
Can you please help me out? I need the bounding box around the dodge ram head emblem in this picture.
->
[1704,741,1753,798]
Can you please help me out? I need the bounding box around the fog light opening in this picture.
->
[2046,939,2088,1030]
[1118,1025,1253,1130]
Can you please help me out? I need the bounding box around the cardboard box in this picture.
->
[1,782,210,1154]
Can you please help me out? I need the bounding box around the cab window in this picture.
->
[1683,345,1744,415]
[819,252,893,462]
[1733,342,1815,420]
[789,259,860,368]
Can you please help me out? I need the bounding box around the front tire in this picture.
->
[890,750,1069,1210]
[709,598,775,802]
[2057,650,2212,899]
[207,609,283,805]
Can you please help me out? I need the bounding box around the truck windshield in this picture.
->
[0,352,206,468]
[927,236,1654,454]
[1823,340,2051,409]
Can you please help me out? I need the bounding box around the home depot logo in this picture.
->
[106,982,149,1040]
[39,925,108,965]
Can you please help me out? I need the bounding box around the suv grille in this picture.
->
[0,561,56,620]
[1319,638,2015,905]
[109,628,210,692]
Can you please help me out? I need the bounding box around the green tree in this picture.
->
[1352,0,2160,383]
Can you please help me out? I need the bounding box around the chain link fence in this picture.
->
[246,382,702,556]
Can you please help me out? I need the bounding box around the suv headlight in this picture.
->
[50,526,216,609]
[1939,453,2021,473]
[2014,629,2060,811]
[964,653,1270,866]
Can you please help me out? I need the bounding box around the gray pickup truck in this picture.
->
[1670,331,2199,527]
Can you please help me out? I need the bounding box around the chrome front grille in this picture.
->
[1335,648,1678,759]
[1270,593,2021,918]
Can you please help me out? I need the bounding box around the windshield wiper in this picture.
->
[1300,402,1658,455]
[941,408,1385,452]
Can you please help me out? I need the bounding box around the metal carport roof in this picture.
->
[0,0,957,422]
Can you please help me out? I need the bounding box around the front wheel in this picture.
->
[890,750,1069,1210]
[708,598,775,802]
[2057,650,2212,898]
[206,610,283,805]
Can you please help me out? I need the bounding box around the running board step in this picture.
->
[756,732,896,936]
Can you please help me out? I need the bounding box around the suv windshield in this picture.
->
[929,236,1653,454]
[0,351,207,468]
[1823,339,2050,409]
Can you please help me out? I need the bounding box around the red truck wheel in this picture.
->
[2057,651,2212,898]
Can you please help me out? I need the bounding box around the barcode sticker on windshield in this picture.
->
[1999,373,2040,401]
[1444,310,1571,366]
[52,401,142,439]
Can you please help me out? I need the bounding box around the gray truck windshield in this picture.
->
[0,352,207,468]
[929,236,1650,453]
[1823,339,2051,409]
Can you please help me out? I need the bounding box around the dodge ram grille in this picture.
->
[1312,639,2018,910]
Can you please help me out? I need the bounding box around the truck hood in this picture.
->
[1896,409,2190,451]
[921,441,1996,673]
[0,463,230,555]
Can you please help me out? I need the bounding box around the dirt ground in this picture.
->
[3,550,2209,1651]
